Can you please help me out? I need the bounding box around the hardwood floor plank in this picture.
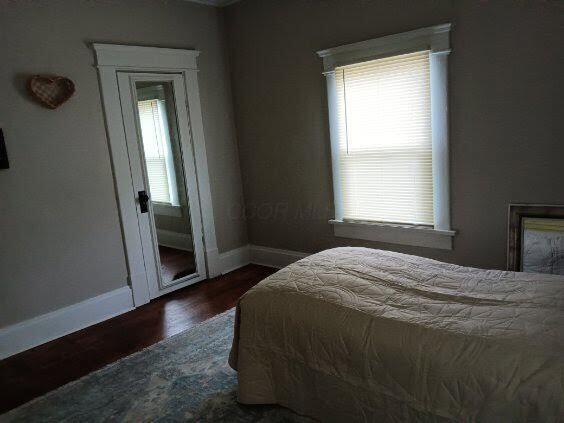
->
[0,264,275,414]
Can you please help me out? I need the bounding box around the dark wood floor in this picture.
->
[158,245,196,283]
[0,264,276,414]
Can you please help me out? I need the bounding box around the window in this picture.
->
[318,24,455,249]
[335,51,433,225]
[137,98,180,206]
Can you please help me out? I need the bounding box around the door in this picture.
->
[117,72,206,299]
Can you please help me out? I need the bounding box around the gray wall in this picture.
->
[0,0,247,327]
[224,0,563,270]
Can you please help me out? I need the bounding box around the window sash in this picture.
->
[334,50,434,226]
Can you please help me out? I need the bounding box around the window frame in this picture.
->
[317,24,455,250]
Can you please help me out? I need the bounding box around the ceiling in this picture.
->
[186,0,241,6]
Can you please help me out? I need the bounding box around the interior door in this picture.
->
[117,72,206,299]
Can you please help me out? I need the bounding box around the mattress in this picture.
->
[229,247,564,422]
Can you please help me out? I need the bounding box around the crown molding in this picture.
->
[185,0,241,6]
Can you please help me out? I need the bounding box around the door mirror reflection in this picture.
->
[136,81,196,286]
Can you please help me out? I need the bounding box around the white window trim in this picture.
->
[317,23,455,250]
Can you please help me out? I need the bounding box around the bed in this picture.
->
[229,247,564,422]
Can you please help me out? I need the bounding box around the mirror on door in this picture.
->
[135,81,196,286]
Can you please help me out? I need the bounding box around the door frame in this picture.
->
[92,44,221,306]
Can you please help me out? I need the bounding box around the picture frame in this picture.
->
[507,204,564,274]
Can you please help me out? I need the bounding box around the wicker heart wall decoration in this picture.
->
[28,75,75,109]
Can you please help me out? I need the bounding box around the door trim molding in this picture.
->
[93,44,200,70]
[92,44,220,306]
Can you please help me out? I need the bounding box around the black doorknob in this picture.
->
[138,190,150,213]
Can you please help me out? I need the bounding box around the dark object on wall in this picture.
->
[508,204,564,275]
[28,75,75,109]
[0,129,8,169]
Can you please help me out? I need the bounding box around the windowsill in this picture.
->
[153,202,182,217]
[329,219,456,250]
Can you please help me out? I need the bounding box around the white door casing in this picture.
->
[93,44,221,306]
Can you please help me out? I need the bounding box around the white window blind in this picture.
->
[335,50,434,226]
[137,99,179,206]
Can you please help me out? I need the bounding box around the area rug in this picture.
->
[0,309,313,422]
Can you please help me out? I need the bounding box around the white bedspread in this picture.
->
[229,247,564,422]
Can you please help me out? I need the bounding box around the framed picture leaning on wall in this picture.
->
[508,204,564,275]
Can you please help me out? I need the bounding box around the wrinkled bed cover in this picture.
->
[229,247,564,422]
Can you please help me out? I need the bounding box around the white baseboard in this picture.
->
[0,286,134,360]
[218,244,310,274]
[219,245,251,274]
[156,229,193,251]
[249,244,309,269]
[0,244,309,359]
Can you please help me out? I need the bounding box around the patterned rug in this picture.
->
[1,309,313,422]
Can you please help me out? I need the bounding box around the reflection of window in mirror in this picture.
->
[137,85,179,207]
